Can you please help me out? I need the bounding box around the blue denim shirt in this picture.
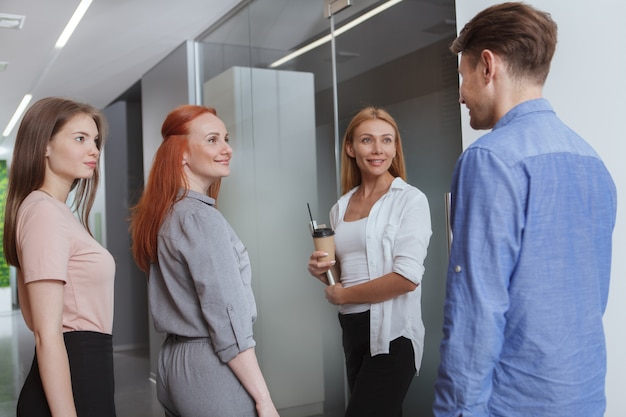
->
[434,99,617,417]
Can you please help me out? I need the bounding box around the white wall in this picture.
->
[204,67,326,416]
[456,2,626,415]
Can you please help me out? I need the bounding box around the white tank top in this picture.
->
[334,217,370,314]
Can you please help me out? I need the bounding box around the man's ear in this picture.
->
[480,49,497,83]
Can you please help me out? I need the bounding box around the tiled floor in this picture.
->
[0,309,163,417]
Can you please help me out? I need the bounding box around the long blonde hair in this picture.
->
[340,106,406,194]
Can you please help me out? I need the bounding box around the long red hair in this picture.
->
[130,105,220,273]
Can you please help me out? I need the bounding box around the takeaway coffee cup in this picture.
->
[312,227,336,285]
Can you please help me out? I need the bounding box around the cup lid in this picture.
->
[312,227,334,237]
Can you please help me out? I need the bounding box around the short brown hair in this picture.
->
[451,2,557,85]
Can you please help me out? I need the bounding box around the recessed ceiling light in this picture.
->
[0,62,7,72]
[0,13,26,30]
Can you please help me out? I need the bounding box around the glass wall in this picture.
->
[197,1,461,415]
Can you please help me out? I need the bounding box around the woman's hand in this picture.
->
[325,273,417,306]
[325,282,345,305]
[307,250,336,285]
[228,348,279,416]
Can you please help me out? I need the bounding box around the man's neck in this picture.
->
[494,82,544,123]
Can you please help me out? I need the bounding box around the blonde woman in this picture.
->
[308,106,431,416]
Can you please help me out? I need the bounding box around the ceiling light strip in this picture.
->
[2,0,93,138]
[2,95,33,138]
[269,0,402,68]
[55,0,93,48]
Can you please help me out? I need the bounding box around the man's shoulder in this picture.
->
[467,108,600,166]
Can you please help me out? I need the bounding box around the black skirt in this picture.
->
[17,330,116,417]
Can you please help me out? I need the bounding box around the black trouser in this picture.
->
[339,310,416,417]
[17,330,117,417]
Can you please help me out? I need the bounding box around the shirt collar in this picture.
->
[494,98,554,131]
[390,176,408,190]
[177,188,216,206]
[346,176,407,194]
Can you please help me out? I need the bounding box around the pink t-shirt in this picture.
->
[16,191,115,334]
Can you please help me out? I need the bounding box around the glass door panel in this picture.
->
[197,1,460,415]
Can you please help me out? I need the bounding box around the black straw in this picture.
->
[307,203,314,223]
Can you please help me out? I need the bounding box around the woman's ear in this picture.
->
[345,141,355,158]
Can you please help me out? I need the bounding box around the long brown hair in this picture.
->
[340,106,406,195]
[130,104,220,273]
[3,97,107,269]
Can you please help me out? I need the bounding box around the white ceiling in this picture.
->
[0,0,456,152]
[0,0,241,148]
[201,0,457,93]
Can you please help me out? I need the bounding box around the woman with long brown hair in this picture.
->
[130,104,278,417]
[3,97,116,416]
[308,106,432,416]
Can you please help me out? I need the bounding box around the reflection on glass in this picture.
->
[196,1,461,415]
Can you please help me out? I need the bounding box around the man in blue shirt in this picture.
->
[433,3,617,417]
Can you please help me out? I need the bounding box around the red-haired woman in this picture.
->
[308,106,431,416]
[130,105,278,417]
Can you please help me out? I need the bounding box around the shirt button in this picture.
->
[454,265,462,273]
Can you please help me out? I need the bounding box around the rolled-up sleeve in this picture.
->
[178,210,256,363]
[391,188,431,285]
